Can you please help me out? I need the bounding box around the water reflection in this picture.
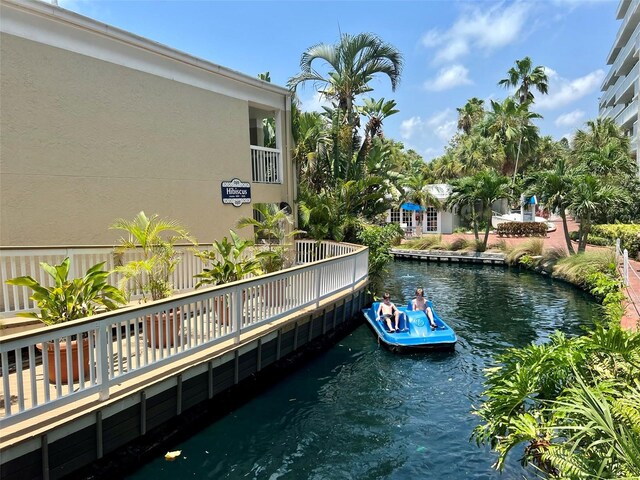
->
[127,261,598,480]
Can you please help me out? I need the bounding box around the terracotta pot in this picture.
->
[146,308,181,348]
[38,337,90,384]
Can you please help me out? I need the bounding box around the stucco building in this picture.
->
[0,0,295,246]
[599,0,640,169]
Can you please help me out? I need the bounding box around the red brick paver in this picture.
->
[428,217,639,331]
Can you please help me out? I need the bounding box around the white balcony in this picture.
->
[616,97,639,127]
[611,21,640,75]
[614,62,639,104]
[251,145,282,184]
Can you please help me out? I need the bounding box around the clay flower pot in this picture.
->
[145,308,181,348]
[38,337,90,384]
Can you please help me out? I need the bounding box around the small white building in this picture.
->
[386,184,460,235]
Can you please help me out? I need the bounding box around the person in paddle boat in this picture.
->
[412,288,438,331]
[377,293,401,332]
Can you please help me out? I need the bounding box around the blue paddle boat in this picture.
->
[362,300,457,351]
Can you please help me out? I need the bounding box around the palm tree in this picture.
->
[498,56,549,105]
[453,133,504,176]
[356,97,399,166]
[473,170,513,249]
[569,174,628,252]
[447,175,482,240]
[288,33,403,128]
[573,118,635,177]
[456,97,485,134]
[482,97,541,180]
[534,158,575,254]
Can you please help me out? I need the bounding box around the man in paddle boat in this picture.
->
[377,293,401,332]
[412,288,438,331]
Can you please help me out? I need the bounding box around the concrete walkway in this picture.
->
[426,217,639,331]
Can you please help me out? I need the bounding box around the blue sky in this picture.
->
[58,0,619,161]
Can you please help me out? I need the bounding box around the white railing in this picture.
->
[0,241,368,427]
[250,145,281,184]
[616,238,630,287]
[0,246,208,314]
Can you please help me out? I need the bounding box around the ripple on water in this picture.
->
[127,261,598,480]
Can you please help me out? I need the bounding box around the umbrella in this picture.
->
[401,202,425,212]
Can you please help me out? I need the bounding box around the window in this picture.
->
[390,208,400,224]
[402,209,413,227]
[425,207,438,232]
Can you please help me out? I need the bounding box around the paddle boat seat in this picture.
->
[371,302,408,332]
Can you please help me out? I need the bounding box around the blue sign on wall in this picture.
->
[221,178,251,207]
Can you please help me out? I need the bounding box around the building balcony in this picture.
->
[618,0,632,19]
[616,97,639,128]
[250,145,282,184]
[614,62,639,104]
[610,21,640,75]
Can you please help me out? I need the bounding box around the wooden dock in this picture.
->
[391,248,506,265]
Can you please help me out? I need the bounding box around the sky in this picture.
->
[57,0,620,161]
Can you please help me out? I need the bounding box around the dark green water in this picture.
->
[127,261,599,479]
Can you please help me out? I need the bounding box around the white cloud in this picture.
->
[536,69,604,110]
[421,2,531,63]
[424,64,473,91]
[400,116,424,140]
[555,109,585,127]
[299,91,331,113]
[400,109,457,143]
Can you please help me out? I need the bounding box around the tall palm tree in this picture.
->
[456,97,485,134]
[498,56,549,105]
[483,98,541,180]
[288,33,403,128]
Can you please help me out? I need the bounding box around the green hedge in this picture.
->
[497,222,547,237]
[569,231,612,247]
[590,224,640,257]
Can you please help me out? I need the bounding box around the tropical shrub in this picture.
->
[496,221,547,237]
[6,258,125,325]
[569,231,612,247]
[356,223,398,293]
[194,231,263,288]
[590,223,640,257]
[111,211,194,301]
[472,324,640,478]
[400,235,442,250]
[505,238,544,265]
[449,237,470,251]
[553,249,617,287]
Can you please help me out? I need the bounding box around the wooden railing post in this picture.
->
[96,325,110,401]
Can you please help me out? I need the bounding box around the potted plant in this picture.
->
[194,230,263,323]
[237,204,304,306]
[110,211,195,347]
[6,258,125,383]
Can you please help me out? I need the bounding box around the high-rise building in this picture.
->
[599,0,639,168]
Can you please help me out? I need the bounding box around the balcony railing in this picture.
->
[0,240,369,427]
[250,145,281,184]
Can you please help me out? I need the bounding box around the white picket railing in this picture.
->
[250,145,281,184]
[0,245,209,314]
[0,241,368,427]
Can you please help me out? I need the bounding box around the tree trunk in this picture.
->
[578,214,590,253]
[560,209,575,255]
[472,204,479,241]
[482,209,492,249]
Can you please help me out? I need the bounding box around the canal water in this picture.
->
[127,261,599,479]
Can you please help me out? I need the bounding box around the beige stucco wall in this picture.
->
[0,33,292,246]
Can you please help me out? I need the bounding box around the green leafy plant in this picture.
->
[400,235,442,250]
[590,223,640,257]
[6,258,125,325]
[194,230,263,288]
[356,223,398,293]
[237,204,304,273]
[111,211,194,301]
